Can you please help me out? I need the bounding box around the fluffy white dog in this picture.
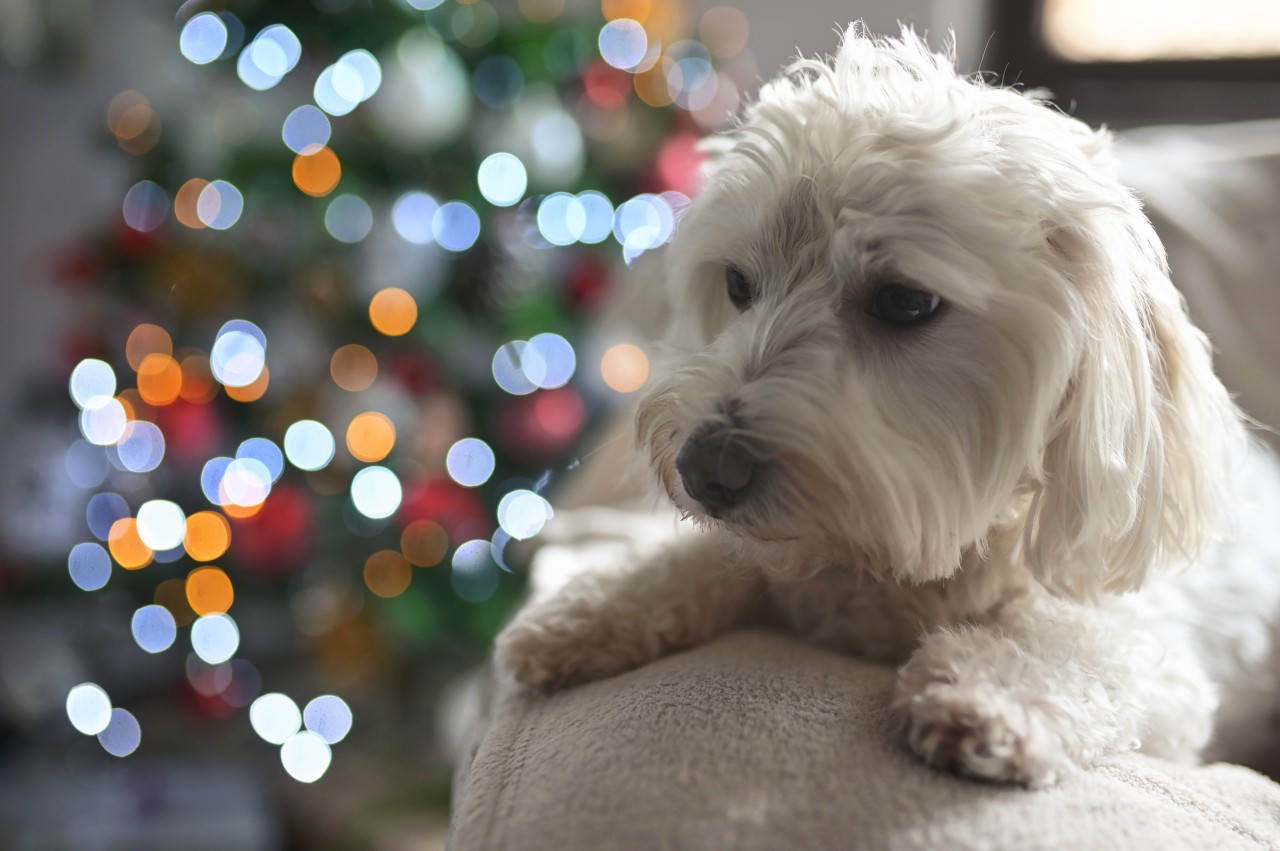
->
[497,27,1280,787]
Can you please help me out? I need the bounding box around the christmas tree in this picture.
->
[16,0,757,809]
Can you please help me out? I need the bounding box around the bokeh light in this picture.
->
[180,354,219,403]
[350,466,402,519]
[293,147,342,197]
[114,421,166,473]
[184,511,231,561]
[186,566,235,616]
[525,333,576,389]
[281,731,331,783]
[97,708,142,757]
[201,457,234,505]
[108,518,154,570]
[180,12,229,65]
[401,519,448,567]
[325,194,374,243]
[613,193,675,259]
[174,178,210,229]
[497,489,553,540]
[598,19,648,70]
[346,412,396,463]
[80,397,127,445]
[238,24,302,90]
[369,288,418,336]
[432,201,481,252]
[330,344,378,391]
[210,326,267,387]
[473,56,524,108]
[136,500,187,551]
[284,420,336,471]
[576,190,615,244]
[303,695,353,745]
[220,457,273,506]
[282,105,332,155]
[131,604,178,653]
[446,438,495,487]
[251,693,301,745]
[69,359,116,409]
[197,180,245,229]
[66,683,112,735]
[127,326,173,371]
[363,550,412,598]
[238,437,285,482]
[391,191,439,244]
[122,181,169,232]
[87,493,129,541]
[68,543,112,592]
[601,343,650,392]
[492,341,538,395]
[699,6,750,58]
[477,152,528,207]
[191,613,240,664]
[155,578,198,628]
[452,539,500,602]
[225,366,269,402]
[137,354,183,406]
[537,192,587,245]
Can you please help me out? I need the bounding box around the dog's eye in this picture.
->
[725,267,753,312]
[869,284,942,326]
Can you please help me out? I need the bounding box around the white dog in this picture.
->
[496,27,1280,787]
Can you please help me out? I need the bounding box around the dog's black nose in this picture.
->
[675,425,756,514]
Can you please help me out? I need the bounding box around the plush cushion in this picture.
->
[450,630,1280,851]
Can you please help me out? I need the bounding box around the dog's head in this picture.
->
[636,27,1242,597]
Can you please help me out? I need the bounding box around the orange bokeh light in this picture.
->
[174,178,210,229]
[126,323,173,371]
[292,146,342,197]
[184,511,231,561]
[517,0,564,22]
[368,288,418,336]
[108,518,153,570]
[330,344,378,392]
[222,500,264,520]
[363,550,413,598]
[137,353,183,406]
[600,343,650,392]
[401,519,449,567]
[225,365,269,402]
[186,566,235,615]
[346,411,396,463]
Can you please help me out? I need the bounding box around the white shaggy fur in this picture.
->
[496,26,1280,787]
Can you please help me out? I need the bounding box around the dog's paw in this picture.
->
[494,599,654,691]
[894,680,1071,788]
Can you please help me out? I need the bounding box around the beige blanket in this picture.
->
[451,630,1280,850]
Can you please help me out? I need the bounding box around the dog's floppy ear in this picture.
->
[1024,198,1242,600]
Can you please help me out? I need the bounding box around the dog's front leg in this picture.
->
[496,533,762,690]
[893,592,1216,787]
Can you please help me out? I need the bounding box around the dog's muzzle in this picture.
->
[675,424,757,516]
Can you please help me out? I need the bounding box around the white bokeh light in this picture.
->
[180,12,228,65]
[576,191,615,244]
[392,191,438,244]
[221,458,273,506]
[69,359,116,409]
[192,613,240,664]
[80,397,128,446]
[350,466,402,519]
[446,438,496,487]
[303,695,353,745]
[325,194,374,243]
[131,605,178,654]
[432,201,481,252]
[201,456,234,505]
[282,105,331,154]
[281,731,332,783]
[250,693,302,745]
[284,420,336,471]
[237,437,285,482]
[136,500,186,551]
[452,539,500,602]
[97,708,142,758]
[122,181,169,232]
[68,543,112,591]
[598,19,648,71]
[210,330,266,388]
[477,153,528,207]
[497,489,553,540]
[114,421,166,473]
[197,180,245,230]
[492,341,539,396]
[525,333,575,389]
[66,683,112,736]
[537,193,587,246]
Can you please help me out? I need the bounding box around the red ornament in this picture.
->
[397,476,491,541]
[498,387,586,464]
[229,483,313,575]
